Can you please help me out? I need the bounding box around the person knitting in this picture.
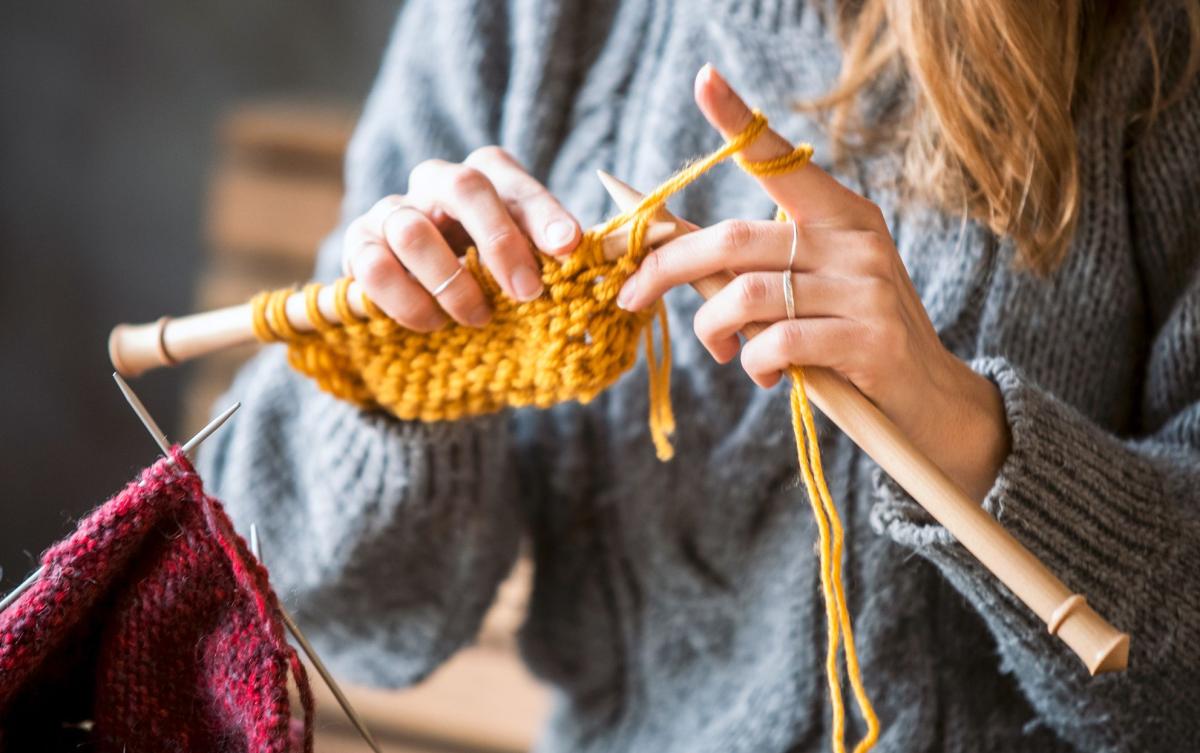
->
[201,1,1200,751]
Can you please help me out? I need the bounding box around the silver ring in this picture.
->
[782,219,798,319]
[430,265,466,297]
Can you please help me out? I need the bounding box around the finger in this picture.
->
[693,272,858,362]
[619,217,900,312]
[344,195,405,276]
[739,317,866,388]
[618,219,862,310]
[465,146,581,256]
[407,160,543,302]
[349,240,447,332]
[693,64,872,227]
[379,206,492,327]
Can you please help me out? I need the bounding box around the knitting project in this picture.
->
[252,111,878,752]
[0,448,312,753]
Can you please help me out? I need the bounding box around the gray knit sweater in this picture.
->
[199,1,1200,751]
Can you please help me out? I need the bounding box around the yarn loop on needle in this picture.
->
[251,111,877,752]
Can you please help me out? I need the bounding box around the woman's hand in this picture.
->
[618,65,1009,501]
[341,147,582,331]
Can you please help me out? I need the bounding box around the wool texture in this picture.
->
[202,1,1200,751]
[249,110,880,751]
[0,447,312,753]
[249,112,806,462]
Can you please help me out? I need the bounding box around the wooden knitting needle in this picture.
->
[248,525,383,753]
[109,218,680,378]
[596,170,1131,676]
[0,380,241,614]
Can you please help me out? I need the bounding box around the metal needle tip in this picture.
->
[181,402,240,458]
[0,565,45,612]
[113,372,172,457]
[248,524,382,753]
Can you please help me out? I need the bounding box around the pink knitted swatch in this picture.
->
[0,447,313,752]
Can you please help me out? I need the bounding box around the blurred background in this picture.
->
[0,2,547,750]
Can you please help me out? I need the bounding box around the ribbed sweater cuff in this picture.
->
[869,356,1171,661]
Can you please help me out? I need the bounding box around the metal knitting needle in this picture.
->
[181,401,241,459]
[113,371,172,456]
[2,383,241,615]
[0,567,43,612]
[248,524,383,753]
[114,370,240,463]
[4,374,172,612]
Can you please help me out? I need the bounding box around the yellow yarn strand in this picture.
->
[789,368,880,753]
[769,218,878,752]
[251,111,876,752]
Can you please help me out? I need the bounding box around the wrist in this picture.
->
[937,357,1011,502]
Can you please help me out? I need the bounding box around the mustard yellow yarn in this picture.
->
[252,111,877,751]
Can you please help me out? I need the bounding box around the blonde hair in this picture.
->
[810,0,1200,273]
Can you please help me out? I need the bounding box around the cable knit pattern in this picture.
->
[0,448,312,752]
[201,1,1200,751]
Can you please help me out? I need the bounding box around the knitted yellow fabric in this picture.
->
[252,112,878,752]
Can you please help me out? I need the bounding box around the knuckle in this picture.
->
[737,274,769,311]
[447,166,491,199]
[372,194,403,211]
[640,250,667,280]
[407,159,444,190]
[509,180,551,206]
[465,145,510,167]
[353,247,395,289]
[482,225,525,256]
[776,321,805,356]
[344,216,367,243]
[717,219,752,250]
[860,231,894,264]
[861,202,886,229]
[386,209,433,250]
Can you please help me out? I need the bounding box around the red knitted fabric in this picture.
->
[0,447,313,753]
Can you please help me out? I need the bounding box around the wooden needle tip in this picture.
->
[595,170,643,211]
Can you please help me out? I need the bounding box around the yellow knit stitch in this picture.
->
[252,111,771,459]
[251,111,876,751]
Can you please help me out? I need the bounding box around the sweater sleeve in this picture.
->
[197,0,525,688]
[869,35,1200,751]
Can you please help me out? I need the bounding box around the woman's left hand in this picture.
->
[616,65,1010,501]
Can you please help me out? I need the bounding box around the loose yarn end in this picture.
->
[251,110,876,751]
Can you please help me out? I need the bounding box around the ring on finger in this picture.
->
[782,271,796,320]
[782,218,798,320]
[430,265,466,297]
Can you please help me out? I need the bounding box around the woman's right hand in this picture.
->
[341,147,582,331]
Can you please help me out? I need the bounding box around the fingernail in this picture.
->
[544,219,575,251]
[468,305,491,327]
[511,266,544,301]
[617,274,638,310]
